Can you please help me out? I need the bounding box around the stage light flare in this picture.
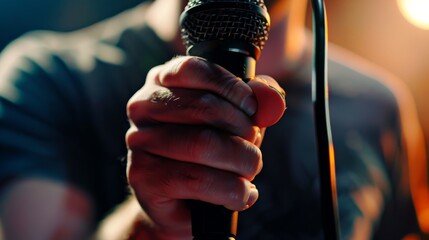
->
[398,0,429,30]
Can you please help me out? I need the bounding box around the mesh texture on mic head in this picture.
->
[180,0,270,51]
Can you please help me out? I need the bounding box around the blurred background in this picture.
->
[324,0,429,152]
[0,0,142,49]
[0,0,428,235]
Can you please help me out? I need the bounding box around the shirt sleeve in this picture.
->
[0,3,175,219]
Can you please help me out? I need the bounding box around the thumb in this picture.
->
[248,75,286,127]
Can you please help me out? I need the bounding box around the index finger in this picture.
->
[157,56,258,116]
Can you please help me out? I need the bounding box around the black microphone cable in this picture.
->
[311,0,340,239]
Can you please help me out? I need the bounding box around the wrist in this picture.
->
[94,195,157,240]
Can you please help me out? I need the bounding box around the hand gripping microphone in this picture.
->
[180,1,270,239]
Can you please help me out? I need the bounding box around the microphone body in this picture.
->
[180,1,270,239]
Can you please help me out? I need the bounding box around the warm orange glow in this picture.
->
[329,143,338,207]
[387,66,429,235]
[403,233,422,240]
[398,0,429,30]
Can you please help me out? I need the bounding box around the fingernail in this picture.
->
[268,85,286,106]
[241,95,257,116]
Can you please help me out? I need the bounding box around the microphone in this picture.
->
[180,1,270,239]
[180,0,270,79]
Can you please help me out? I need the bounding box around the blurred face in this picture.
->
[256,0,309,77]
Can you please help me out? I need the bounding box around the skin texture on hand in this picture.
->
[126,56,285,239]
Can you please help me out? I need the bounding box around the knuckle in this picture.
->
[126,151,153,187]
[126,99,141,121]
[126,152,148,188]
[127,66,163,120]
[127,90,173,125]
[125,128,139,149]
[126,98,151,125]
[147,65,162,82]
[125,127,152,151]
[160,56,208,85]
[177,56,208,72]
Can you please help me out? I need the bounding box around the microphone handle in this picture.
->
[189,200,238,240]
[187,42,257,240]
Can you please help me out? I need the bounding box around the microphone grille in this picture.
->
[180,0,270,51]
[186,0,266,8]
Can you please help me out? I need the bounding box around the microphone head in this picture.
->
[180,0,270,56]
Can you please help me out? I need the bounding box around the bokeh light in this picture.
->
[398,0,429,30]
